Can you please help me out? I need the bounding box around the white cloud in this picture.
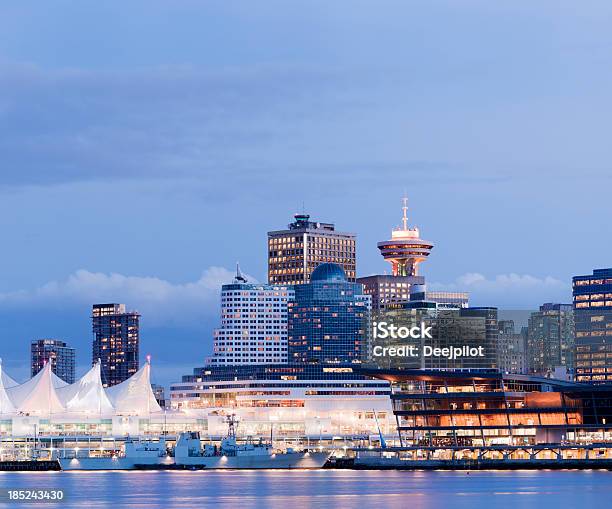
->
[430,272,571,308]
[0,267,254,326]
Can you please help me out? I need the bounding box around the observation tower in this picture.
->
[377,197,434,277]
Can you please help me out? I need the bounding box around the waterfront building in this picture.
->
[268,213,356,285]
[496,320,527,374]
[573,268,612,383]
[92,303,140,387]
[31,339,76,384]
[288,263,371,365]
[527,303,574,377]
[207,265,293,366]
[0,360,202,437]
[362,367,612,448]
[170,363,394,438]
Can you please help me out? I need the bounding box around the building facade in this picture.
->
[207,266,293,366]
[30,339,76,384]
[288,263,371,364]
[408,287,470,310]
[92,303,140,387]
[527,303,574,377]
[268,213,356,285]
[574,268,612,383]
[496,320,527,374]
[357,275,425,312]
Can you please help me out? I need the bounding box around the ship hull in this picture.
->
[175,451,329,469]
[59,456,173,471]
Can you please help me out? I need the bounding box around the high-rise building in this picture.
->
[31,339,75,383]
[92,303,140,387]
[268,213,356,285]
[526,303,574,377]
[573,268,612,383]
[288,263,371,364]
[358,198,440,311]
[496,320,527,374]
[460,307,499,370]
[207,265,293,366]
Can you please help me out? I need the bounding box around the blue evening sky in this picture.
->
[0,1,610,384]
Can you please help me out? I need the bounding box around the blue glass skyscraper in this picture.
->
[288,263,370,364]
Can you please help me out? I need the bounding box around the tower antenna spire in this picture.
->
[235,262,247,283]
[401,195,408,231]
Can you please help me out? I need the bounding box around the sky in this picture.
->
[0,1,610,384]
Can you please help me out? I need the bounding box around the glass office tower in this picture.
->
[288,263,370,364]
[574,268,612,383]
[268,213,356,285]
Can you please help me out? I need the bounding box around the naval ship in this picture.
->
[174,415,330,469]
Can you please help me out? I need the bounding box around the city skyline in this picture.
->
[1,1,611,385]
[0,203,599,385]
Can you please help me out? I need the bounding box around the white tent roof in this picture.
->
[0,361,16,414]
[0,360,162,417]
[7,363,66,415]
[0,359,19,389]
[107,361,162,414]
[57,361,114,414]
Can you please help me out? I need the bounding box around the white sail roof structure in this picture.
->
[57,361,114,414]
[0,360,16,414]
[0,359,19,389]
[107,360,162,415]
[0,359,162,417]
[7,363,66,415]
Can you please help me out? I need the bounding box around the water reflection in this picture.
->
[0,470,610,509]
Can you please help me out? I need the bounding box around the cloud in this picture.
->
[0,267,254,326]
[429,272,571,309]
[0,61,487,193]
[0,62,364,189]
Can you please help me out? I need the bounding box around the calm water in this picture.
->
[0,470,610,509]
